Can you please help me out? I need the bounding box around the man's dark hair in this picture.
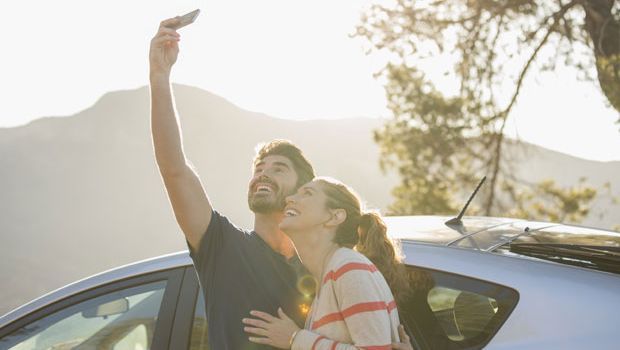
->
[253,140,315,187]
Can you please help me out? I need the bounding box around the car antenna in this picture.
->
[445,176,486,227]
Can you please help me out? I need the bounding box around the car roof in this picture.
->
[385,215,536,248]
[386,216,620,275]
[384,215,620,250]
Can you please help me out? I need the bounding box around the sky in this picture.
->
[1,0,619,161]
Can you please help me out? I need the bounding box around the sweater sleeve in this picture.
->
[291,261,398,350]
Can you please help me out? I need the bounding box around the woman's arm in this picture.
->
[243,310,412,350]
[243,261,413,349]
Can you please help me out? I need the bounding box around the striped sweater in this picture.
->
[292,247,401,350]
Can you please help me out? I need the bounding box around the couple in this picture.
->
[150,16,414,350]
[244,174,413,349]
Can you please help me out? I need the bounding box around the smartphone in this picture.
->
[171,9,200,30]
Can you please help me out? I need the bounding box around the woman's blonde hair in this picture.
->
[315,177,412,305]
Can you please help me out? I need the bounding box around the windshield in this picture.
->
[494,225,620,274]
[508,243,620,274]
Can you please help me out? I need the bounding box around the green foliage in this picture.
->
[373,61,513,217]
[375,64,479,215]
[505,178,597,223]
[596,54,620,114]
[358,0,614,222]
[357,0,620,120]
[375,65,600,222]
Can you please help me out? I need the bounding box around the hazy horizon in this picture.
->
[1,0,620,162]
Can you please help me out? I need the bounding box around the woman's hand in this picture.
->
[243,308,300,349]
[392,325,414,350]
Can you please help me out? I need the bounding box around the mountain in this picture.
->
[0,84,618,315]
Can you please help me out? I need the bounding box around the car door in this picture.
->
[167,266,209,350]
[0,268,184,350]
[168,264,520,350]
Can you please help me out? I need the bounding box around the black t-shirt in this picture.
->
[187,210,311,350]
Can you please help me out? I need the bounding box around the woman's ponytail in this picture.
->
[356,212,391,265]
[355,212,411,305]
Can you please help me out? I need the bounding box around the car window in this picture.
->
[1,280,167,350]
[189,290,209,349]
[428,287,499,340]
[400,267,519,350]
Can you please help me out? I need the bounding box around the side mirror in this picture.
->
[82,298,129,318]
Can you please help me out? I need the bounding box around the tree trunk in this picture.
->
[583,0,620,117]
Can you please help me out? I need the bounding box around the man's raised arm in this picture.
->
[149,17,212,251]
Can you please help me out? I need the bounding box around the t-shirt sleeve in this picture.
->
[185,209,243,283]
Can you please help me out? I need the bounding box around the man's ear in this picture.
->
[327,209,347,227]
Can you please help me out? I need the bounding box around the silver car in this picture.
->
[1,216,619,349]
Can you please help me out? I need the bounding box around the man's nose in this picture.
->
[256,166,276,177]
[254,173,271,182]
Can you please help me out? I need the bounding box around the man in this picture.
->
[149,16,413,350]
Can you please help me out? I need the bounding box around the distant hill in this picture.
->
[1,84,618,315]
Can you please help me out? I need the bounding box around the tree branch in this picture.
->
[502,0,580,118]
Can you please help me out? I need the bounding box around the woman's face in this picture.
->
[280,180,333,234]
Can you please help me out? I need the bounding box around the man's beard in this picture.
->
[247,189,291,214]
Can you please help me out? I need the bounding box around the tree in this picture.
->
[356,0,611,222]
[372,61,599,221]
[357,0,620,121]
[505,178,597,222]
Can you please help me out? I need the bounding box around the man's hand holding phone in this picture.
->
[170,9,200,30]
[149,9,200,79]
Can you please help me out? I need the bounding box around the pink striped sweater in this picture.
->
[291,247,401,350]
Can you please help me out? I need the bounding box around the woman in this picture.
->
[243,177,413,349]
